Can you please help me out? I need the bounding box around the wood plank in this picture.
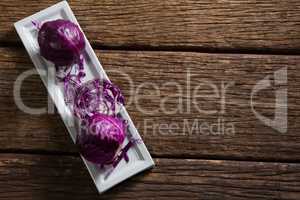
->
[1,0,300,51]
[0,47,299,160]
[0,154,299,200]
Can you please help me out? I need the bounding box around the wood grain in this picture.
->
[1,0,300,51]
[0,47,299,161]
[0,154,299,200]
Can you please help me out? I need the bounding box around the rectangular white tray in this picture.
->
[14,0,154,193]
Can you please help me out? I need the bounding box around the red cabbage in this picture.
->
[77,113,126,165]
[74,79,128,166]
[36,19,86,103]
[35,19,134,167]
[38,19,85,67]
[73,79,125,118]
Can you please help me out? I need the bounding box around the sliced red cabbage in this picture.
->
[73,79,125,118]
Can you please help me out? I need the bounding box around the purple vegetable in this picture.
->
[63,78,80,105]
[35,19,134,167]
[76,113,126,165]
[36,19,86,103]
[38,19,85,67]
[74,79,128,166]
[74,79,125,118]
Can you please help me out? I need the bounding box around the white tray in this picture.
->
[14,0,154,193]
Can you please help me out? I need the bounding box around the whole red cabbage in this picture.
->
[77,113,126,165]
[38,19,85,67]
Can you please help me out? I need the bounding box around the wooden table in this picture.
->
[0,1,300,199]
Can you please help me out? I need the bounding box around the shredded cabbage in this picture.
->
[73,79,125,118]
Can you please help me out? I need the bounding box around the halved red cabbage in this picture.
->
[38,19,85,67]
[76,113,126,165]
[36,19,86,103]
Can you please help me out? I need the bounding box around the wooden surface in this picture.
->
[1,154,300,200]
[0,0,300,199]
[1,0,300,52]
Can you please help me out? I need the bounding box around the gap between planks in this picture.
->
[0,149,300,165]
[0,42,300,56]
